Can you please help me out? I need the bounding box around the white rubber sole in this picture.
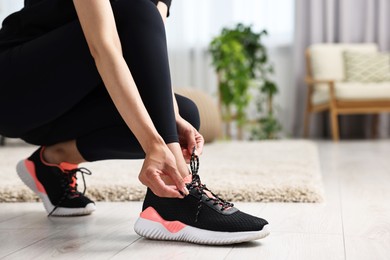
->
[134,213,270,245]
[16,160,96,216]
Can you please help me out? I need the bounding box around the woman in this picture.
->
[0,0,269,244]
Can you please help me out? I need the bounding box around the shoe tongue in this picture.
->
[59,162,78,188]
[203,190,216,199]
[186,172,233,210]
[59,162,78,171]
[185,173,216,200]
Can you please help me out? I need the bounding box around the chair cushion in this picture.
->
[312,82,390,105]
[344,51,390,82]
[310,44,378,81]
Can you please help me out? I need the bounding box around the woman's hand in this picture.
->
[177,117,204,162]
[139,144,188,198]
[156,2,168,23]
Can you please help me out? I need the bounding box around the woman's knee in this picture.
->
[175,94,201,131]
[112,0,164,32]
[111,0,167,63]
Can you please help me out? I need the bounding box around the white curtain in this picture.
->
[166,0,295,136]
[0,0,23,23]
[293,0,390,138]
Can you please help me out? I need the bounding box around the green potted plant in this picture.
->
[209,23,281,140]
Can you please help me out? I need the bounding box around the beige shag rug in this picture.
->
[0,140,324,203]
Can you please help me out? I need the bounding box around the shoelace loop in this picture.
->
[66,167,92,195]
[187,147,234,222]
[48,167,92,217]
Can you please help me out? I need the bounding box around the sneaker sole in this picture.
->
[134,207,270,245]
[16,159,96,216]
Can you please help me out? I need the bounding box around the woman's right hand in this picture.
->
[138,144,189,198]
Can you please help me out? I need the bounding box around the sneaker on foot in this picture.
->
[16,147,96,216]
[134,149,270,245]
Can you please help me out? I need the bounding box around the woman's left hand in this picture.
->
[176,116,204,162]
[156,1,168,23]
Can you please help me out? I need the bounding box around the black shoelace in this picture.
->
[48,167,92,217]
[187,147,234,222]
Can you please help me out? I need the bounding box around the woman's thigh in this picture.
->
[0,0,171,140]
[0,19,101,137]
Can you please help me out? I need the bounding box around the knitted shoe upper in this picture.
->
[28,147,94,213]
[142,188,268,232]
[142,148,268,233]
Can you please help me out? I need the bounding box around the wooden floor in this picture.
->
[1,140,390,260]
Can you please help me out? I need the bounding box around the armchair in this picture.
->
[304,43,390,141]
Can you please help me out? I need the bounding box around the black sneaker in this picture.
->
[16,147,96,216]
[134,149,270,245]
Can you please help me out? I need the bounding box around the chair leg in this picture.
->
[303,108,311,138]
[0,136,5,146]
[330,109,340,141]
[371,114,379,139]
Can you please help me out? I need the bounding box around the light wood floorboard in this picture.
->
[332,141,390,260]
[225,232,345,260]
[1,140,390,259]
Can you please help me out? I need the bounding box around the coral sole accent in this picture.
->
[24,160,46,194]
[140,207,186,233]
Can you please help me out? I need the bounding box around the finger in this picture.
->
[182,148,191,163]
[139,167,183,198]
[149,177,184,198]
[181,148,188,160]
[195,132,204,155]
[190,131,204,156]
[165,166,189,196]
[185,129,197,156]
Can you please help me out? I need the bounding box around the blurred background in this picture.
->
[1,0,389,142]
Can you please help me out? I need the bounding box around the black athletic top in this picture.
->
[0,0,172,52]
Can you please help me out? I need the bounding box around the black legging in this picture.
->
[0,0,200,161]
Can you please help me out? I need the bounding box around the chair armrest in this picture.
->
[305,77,337,103]
[305,77,335,86]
